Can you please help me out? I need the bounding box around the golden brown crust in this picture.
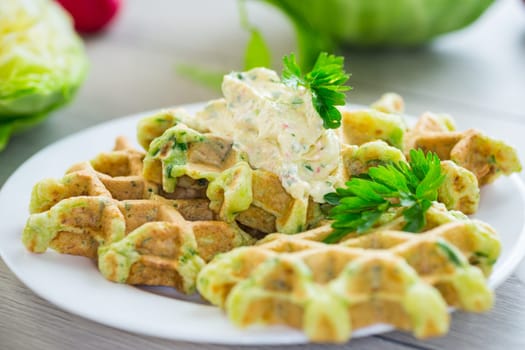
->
[404,113,521,188]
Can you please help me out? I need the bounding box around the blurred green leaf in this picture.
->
[0,124,11,151]
[239,0,271,69]
[244,29,271,70]
[176,64,224,91]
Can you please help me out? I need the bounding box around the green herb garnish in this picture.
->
[282,52,351,129]
[436,239,463,267]
[323,149,445,243]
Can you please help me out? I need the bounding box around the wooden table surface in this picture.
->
[1,1,525,349]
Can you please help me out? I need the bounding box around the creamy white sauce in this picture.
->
[195,67,343,203]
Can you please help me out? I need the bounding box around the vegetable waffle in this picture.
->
[405,112,522,186]
[139,112,322,236]
[197,204,499,342]
[22,138,254,293]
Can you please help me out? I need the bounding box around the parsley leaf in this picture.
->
[282,52,351,129]
[323,149,445,243]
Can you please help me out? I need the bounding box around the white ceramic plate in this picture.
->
[1,103,525,345]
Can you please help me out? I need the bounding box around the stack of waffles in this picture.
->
[22,98,521,343]
[23,136,254,293]
[22,122,322,294]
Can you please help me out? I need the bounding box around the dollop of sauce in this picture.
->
[195,67,343,203]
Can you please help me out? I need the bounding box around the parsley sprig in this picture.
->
[282,52,351,129]
[323,149,445,243]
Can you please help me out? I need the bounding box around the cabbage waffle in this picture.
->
[28,136,207,214]
[404,112,522,186]
[22,138,254,293]
[139,113,322,236]
[28,136,153,214]
[23,137,222,257]
[97,197,252,293]
[197,203,499,342]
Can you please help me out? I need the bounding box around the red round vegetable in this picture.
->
[56,0,121,34]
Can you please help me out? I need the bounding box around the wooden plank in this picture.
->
[379,276,525,350]
[2,257,524,350]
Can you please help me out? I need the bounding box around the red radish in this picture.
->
[56,0,121,34]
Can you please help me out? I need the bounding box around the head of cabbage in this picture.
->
[0,0,88,151]
[262,0,494,69]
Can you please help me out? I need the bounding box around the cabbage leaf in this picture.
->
[0,0,88,150]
